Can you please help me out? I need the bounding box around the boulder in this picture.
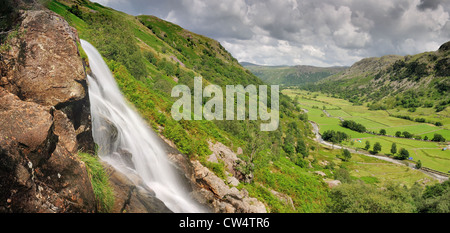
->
[0,9,96,213]
[325,180,342,188]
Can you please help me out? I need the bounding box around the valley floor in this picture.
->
[283,88,450,177]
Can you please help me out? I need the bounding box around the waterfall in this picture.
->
[80,39,205,213]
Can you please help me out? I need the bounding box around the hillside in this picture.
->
[243,63,347,86]
[302,43,450,113]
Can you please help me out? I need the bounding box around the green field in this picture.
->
[284,88,450,174]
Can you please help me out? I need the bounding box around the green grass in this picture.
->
[284,88,450,173]
[78,151,115,213]
[313,144,437,188]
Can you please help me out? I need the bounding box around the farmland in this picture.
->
[283,88,450,174]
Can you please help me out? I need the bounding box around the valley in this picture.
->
[283,88,450,175]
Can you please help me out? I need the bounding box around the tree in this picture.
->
[431,133,446,142]
[402,131,413,138]
[396,148,410,160]
[373,142,382,154]
[391,143,397,155]
[296,139,308,158]
[379,129,386,135]
[416,160,422,169]
[395,131,402,137]
[339,149,352,162]
[365,140,371,150]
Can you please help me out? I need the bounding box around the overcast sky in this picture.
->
[91,0,450,67]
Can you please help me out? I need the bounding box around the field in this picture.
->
[283,88,450,174]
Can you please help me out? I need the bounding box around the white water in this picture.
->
[80,40,205,213]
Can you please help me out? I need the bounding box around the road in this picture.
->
[308,120,449,182]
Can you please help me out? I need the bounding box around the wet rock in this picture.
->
[104,164,171,213]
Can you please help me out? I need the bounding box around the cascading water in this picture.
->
[80,39,205,213]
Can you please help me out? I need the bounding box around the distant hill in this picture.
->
[242,63,348,86]
[302,41,450,111]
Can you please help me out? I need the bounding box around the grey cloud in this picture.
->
[417,0,441,11]
[91,0,450,67]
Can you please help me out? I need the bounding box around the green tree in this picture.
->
[415,160,422,169]
[373,142,382,154]
[395,131,402,137]
[396,148,410,160]
[339,149,352,162]
[431,133,446,142]
[391,143,397,155]
[365,140,371,150]
[402,131,413,138]
[296,139,308,158]
[379,129,386,135]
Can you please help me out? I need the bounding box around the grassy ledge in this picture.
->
[78,151,115,213]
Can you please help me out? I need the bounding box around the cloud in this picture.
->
[91,0,450,67]
[417,0,441,11]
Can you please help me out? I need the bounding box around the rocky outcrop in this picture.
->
[190,160,266,213]
[0,8,96,212]
[162,138,266,213]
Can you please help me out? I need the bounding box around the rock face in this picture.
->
[0,8,96,212]
[163,139,267,213]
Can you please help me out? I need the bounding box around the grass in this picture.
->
[284,88,450,174]
[78,151,115,213]
[314,144,438,188]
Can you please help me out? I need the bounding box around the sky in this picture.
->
[91,0,450,67]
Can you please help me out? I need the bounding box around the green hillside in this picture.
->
[243,63,347,86]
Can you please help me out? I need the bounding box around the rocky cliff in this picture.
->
[0,7,96,212]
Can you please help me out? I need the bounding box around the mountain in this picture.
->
[242,63,348,86]
[302,42,450,110]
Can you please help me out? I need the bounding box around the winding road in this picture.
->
[308,120,449,182]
